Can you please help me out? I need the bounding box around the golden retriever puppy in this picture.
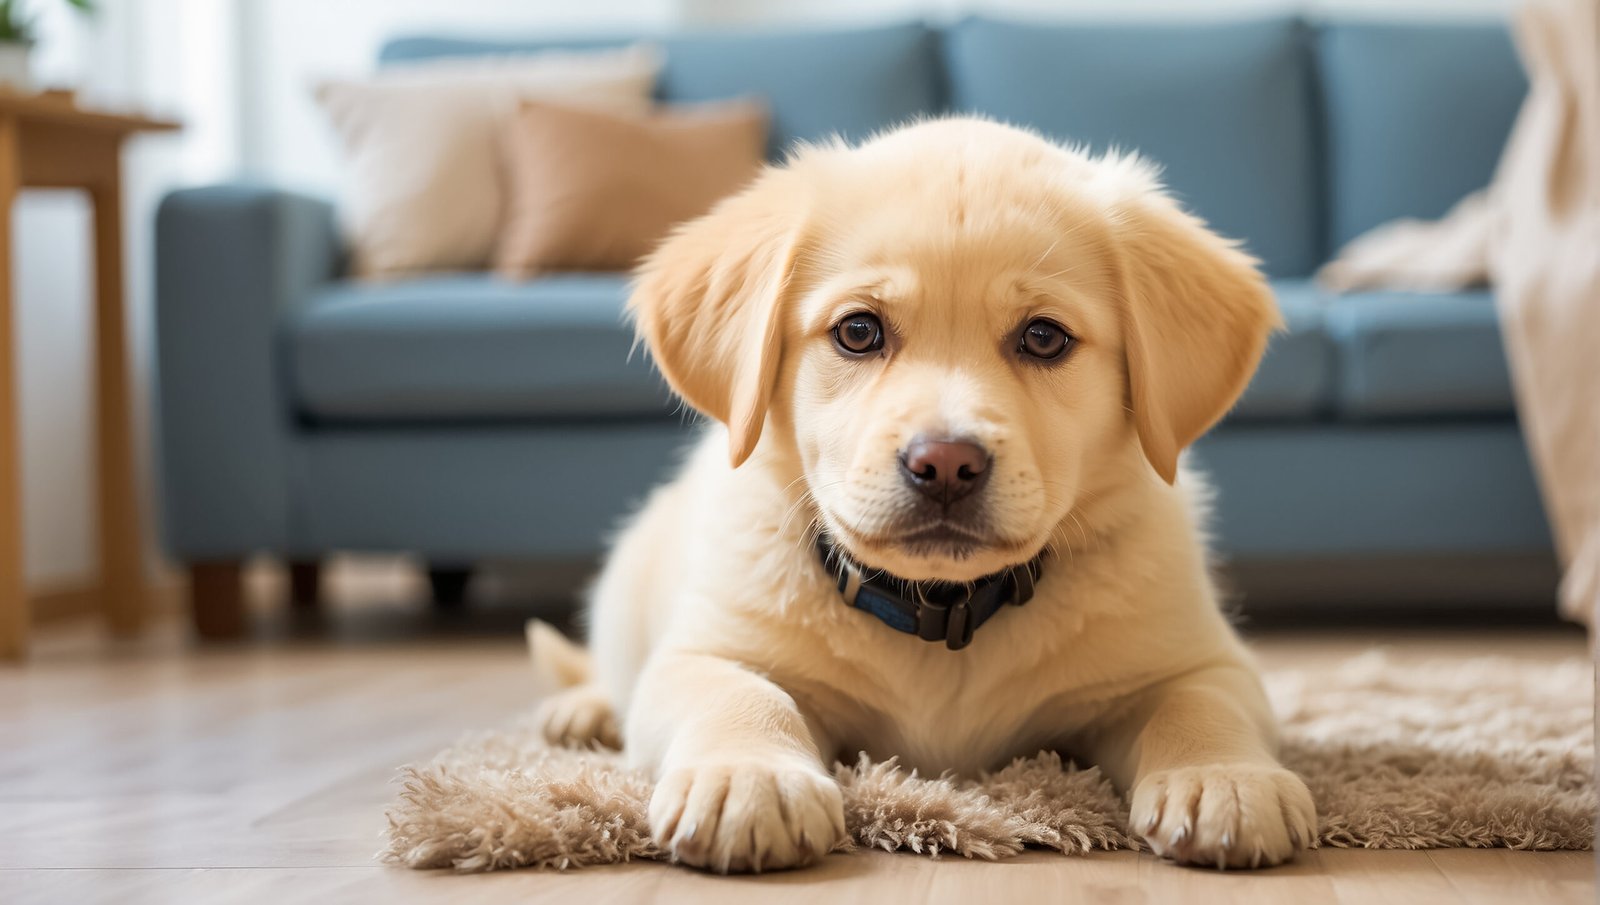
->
[532,117,1316,873]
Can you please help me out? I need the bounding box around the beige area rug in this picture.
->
[384,652,1595,872]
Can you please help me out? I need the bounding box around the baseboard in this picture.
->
[29,573,184,626]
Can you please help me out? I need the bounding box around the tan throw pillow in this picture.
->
[315,46,661,279]
[494,98,769,277]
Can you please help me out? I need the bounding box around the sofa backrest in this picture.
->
[945,16,1319,277]
[1316,21,1527,252]
[380,17,1527,279]
[379,23,943,160]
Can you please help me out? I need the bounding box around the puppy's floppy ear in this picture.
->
[1112,191,1281,484]
[629,169,805,467]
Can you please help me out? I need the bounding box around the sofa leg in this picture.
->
[190,561,245,639]
[288,560,322,611]
[428,566,472,610]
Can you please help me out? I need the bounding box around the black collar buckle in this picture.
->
[917,596,974,649]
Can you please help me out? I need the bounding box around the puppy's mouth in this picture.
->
[829,517,1035,572]
[894,521,990,557]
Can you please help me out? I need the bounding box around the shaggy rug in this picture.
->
[384,652,1595,872]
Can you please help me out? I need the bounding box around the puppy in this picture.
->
[533,118,1316,873]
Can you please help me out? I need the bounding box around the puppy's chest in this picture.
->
[849,689,1050,777]
[730,546,1147,776]
[787,632,1120,777]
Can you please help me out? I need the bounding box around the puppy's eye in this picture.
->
[832,312,885,355]
[1019,319,1073,361]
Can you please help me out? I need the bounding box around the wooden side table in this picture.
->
[0,92,178,659]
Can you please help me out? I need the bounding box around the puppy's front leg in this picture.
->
[627,650,846,873]
[1085,663,1317,869]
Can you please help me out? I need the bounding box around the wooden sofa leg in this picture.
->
[288,560,322,611]
[190,561,245,639]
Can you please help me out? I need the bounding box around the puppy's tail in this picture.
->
[525,619,592,690]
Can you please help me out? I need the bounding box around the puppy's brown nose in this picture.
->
[900,437,991,504]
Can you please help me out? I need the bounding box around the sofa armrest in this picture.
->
[154,185,343,559]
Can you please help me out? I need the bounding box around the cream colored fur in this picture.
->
[533,118,1313,873]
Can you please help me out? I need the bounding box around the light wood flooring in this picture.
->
[0,598,1593,904]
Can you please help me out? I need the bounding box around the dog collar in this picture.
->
[816,536,1042,651]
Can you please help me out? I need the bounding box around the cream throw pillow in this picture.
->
[316,46,661,278]
[494,98,769,277]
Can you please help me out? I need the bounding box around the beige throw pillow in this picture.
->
[315,46,661,278]
[494,98,769,277]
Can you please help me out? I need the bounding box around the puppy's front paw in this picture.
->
[649,757,846,873]
[1130,763,1316,869]
[535,684,620,750]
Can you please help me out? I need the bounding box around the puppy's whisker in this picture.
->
[777,473,815,497]
[1068,511,1092,553]
[794,517,826,562]
[1026,236,1061,273]
[1032,262,1080,282]
[776,479,851,541]
[777,495,817,539]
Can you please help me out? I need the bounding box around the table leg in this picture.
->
[0,116,24,660]
[90,160,146,636]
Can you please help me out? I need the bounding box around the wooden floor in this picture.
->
[0,599,1593,905]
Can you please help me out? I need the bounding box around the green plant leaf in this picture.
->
[0,0,91,44]
[0,0,35,44]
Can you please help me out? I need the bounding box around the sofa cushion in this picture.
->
[1324,290,1513,419]
[380,23,941,158]
[944,16,1320,278]
[313,45,660,278]
[287,274,672,421]
[1232,280,1335,420]
[1318,22,1526,251]
[493,97,768,277]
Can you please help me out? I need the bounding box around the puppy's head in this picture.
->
[631,119,1278,582]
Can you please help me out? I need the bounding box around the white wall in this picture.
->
[16,193,92,583]
[16,0,1513,591]
[16,2,124,588]
[16,0,232,587]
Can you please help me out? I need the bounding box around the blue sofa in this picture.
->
[155,17,1556,634]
